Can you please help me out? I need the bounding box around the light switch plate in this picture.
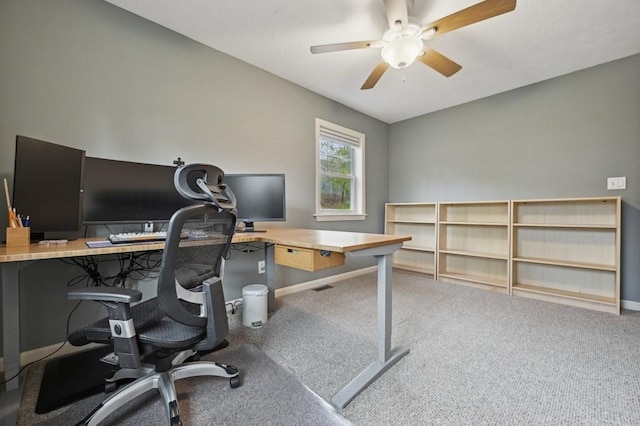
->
[607,177,626,190]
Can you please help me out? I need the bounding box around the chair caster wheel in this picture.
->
[170,417,182,426]
[230,375,241,389]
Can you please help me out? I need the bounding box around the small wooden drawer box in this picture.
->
[275,244,345,272]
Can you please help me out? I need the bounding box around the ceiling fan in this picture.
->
[310,0,516,90]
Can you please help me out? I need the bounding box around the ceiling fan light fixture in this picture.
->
[381,36,423,69]
[311,0,517,90]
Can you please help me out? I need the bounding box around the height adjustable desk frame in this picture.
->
[0,228,410,419]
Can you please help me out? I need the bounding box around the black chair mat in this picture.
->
[35,346,116,414]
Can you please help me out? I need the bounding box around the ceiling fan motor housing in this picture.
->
[381,22,424,69]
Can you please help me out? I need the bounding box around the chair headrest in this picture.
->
[174,163,237,211]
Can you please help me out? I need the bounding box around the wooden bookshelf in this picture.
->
[385,203,437,276]
[511,197,621,314]
[386,196,622,314]
[437,201,511,293]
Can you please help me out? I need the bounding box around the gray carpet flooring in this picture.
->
[17,270,640,425]
[17,344,350,425]
[229,271,640,425]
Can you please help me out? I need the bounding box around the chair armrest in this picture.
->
[68,287,142,304]
[193,277,228,352]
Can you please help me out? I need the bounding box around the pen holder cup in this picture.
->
[6,227,30,247]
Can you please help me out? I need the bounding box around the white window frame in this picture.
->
[314,118,366,221]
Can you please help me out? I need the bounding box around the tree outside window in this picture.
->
[315,119,366,221]
[320,139,353,210]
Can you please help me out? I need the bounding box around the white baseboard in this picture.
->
[274,266,376,298]
[3,269,638,374]
[0,267,377,373]
[18,268,634,371]
[0,342,102,373]
[622,299,640,311]
[226,297,243,312]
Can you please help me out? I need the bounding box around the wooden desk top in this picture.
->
[0,228,411,263]
[256,228,410,253]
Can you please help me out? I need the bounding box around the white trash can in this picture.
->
[242,284,268,328]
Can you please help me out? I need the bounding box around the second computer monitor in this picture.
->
[82,157,196,225]
[223,174,286,231]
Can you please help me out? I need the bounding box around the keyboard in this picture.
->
[108,231,168,244]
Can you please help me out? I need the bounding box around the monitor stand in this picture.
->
[29,231,79,242]
[29,232,46,243]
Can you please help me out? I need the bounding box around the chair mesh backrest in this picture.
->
[157,203,236,327]
[174,163,236,211]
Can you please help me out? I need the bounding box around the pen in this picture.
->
[8,209,18,228]
[24,215,30,227]
[13,208,22,227]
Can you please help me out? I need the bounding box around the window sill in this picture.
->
[314,214,367,222]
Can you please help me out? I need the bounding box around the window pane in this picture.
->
[320,138,352,175]
[315,118,365,221]
[320,175,352,210]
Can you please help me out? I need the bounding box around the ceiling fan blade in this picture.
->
[310,40,378,54]
[361,61,390,90]
[418,48,462,77]
[422,0,516,36]
[383,0,409,30]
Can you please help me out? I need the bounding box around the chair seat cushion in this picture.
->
[68,297,162,346]
[67,297,203,349]
[138,318,206,349]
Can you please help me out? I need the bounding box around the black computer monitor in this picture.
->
[12,135,85,241]
[223,174,286,231]
[82,157,196,225]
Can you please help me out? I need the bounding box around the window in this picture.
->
[315,118,366,221]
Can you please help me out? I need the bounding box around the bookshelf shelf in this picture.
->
[437,201,511,294]
[385,203,437,276]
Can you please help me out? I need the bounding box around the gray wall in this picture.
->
[0,0,388,352]
[1,0,637,356]
[388,54,640,304]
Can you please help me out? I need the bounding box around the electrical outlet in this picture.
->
[258,260,265,274]
[607,177,626,190]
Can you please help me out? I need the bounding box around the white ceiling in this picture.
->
[104,0,640,124]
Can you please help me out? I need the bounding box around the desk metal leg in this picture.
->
[265,243,276,312]
[1,263,28,426]
[2,263,21,392]
[331,246,409,410]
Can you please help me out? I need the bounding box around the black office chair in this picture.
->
[68,164,239,426]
